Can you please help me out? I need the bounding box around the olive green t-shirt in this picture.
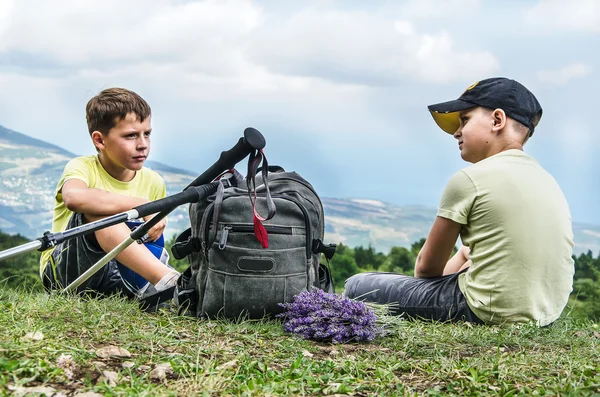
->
[39,155,167,276]
[438,149,574,326]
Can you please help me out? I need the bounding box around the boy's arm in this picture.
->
[414,216,462,278]
[62,179,149,216]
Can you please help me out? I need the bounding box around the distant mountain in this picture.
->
[0,125,75,157]
[1,124,599,256]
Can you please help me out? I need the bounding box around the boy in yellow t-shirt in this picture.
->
[345,78,574,326]
[40,88,179,298]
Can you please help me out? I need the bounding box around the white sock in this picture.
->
[154,269,180,292]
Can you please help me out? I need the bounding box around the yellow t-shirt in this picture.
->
[39,155,167,276]
[438,149,575,326]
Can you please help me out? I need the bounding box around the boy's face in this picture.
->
[94,112,152,175]
[454,107,494,163]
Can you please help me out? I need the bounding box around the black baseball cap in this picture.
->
[428,77,543,136]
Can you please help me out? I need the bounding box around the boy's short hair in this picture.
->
[86,88,151,135]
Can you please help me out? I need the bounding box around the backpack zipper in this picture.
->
[218,224,295,250]
[204,195,312,259]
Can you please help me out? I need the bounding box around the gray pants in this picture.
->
[344,269,483,324]
[42,213,139,297]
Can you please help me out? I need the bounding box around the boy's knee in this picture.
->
[92,222,132,245]
[344,272,375,298]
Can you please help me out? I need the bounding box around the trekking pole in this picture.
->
[0,194,191,263]
[61,182,219,293]
[61,127,266,293]
[0,127,266,264]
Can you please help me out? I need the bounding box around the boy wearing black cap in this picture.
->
[345,77,574,326]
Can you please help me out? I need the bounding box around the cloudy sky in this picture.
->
[1,0,599,224]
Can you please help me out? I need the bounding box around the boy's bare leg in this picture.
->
[443,245,471,275]
[86,217,170,285]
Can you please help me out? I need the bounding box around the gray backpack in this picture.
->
[172,165,336,319]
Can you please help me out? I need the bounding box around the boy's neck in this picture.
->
[493,141,524,155]
[478,140,524,162]
[97,153,137,182]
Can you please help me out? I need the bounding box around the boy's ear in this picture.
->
[491,109,507,132]
[91,131,105,150]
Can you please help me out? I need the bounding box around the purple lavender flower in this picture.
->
[56,354,76,380]
[277,289,383,343]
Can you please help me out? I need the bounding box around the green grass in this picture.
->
[0,286,599,396]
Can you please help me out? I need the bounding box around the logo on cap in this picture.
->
[466,81,479,91]
[461,81,479,96]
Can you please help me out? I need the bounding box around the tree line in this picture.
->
[1,230,599,320]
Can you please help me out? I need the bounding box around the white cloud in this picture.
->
[396,0,482,20]
[250,11,499,86]
[0,0,498,88]
[0,0,598,225]
[0,0,13,37]
[0,0,376,109]
[0,0,500,149]
[0,0,12,18]
[524,0,600,33]
[536,63,593,85]
[0,0,261,71]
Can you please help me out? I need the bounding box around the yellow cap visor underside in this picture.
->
[430,111,460,135]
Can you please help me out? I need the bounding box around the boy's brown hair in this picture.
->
[85,88,151,136]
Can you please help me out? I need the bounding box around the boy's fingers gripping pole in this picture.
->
[60,127,266,294]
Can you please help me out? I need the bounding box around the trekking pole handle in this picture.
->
[186,127,265,189]
[130,182,219,240]
[133,182,219,219]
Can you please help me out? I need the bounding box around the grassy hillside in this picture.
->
[0,287,599,396]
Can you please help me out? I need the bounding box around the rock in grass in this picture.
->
[8,385,55,396]
[22,331,44,341]
[122,361,135,369]
[95,345,131,359]
[99,370,118,387]
[92,361,107,371]
[149,363,173,381]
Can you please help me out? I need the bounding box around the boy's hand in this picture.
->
[143,214,167,242]
[462,246,471,260]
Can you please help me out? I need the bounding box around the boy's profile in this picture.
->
[345,77,575,326]
[40,87,179,298]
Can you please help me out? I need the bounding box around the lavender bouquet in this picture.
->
[277,289,384,344]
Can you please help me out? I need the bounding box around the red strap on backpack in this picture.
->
[246,149,276,248]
